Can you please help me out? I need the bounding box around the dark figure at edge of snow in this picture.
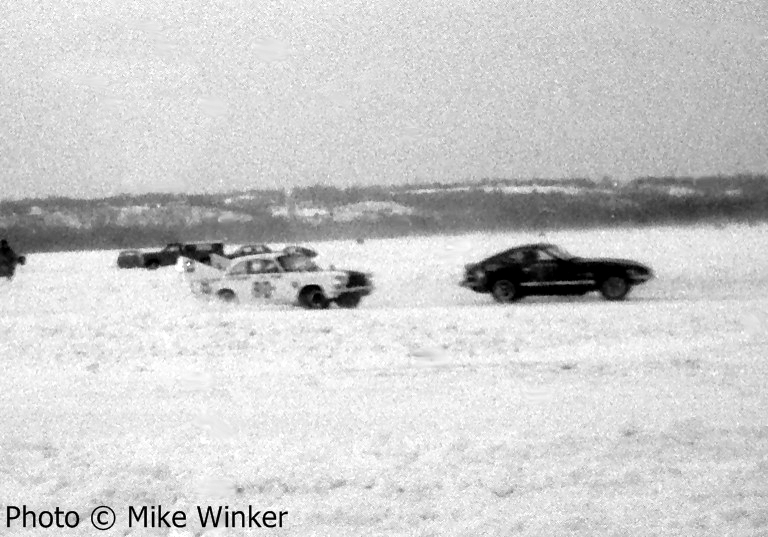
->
[0,239,25,280]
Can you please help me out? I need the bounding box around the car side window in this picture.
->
[521,250,538,265]
[246,260,264,274]
[507,251,525,263]
[536,250,556,262]
[261,261,281,273]
[278,254,318,272]
[247,260,281,274]
[229,261,248,275]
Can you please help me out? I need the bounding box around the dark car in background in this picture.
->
[117,241,225,270]
[116,249,144,269]
[460,243,654,303]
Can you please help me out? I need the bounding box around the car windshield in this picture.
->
[546,245,574,260]
[278,254,320,272]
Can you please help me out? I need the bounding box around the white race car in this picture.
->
[177,252,373,309]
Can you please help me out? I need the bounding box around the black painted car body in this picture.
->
[461,243,654,302]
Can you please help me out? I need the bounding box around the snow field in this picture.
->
[1,223,767,536]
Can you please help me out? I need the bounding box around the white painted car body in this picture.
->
[177,252,373,307]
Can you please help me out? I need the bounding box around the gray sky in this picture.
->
[1,0,766,200]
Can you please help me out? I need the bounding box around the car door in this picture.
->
[221,259,254,300]
[550,256,594,289]
[528,249,592,292]
[520,249,561,289]
[246,259,296,304]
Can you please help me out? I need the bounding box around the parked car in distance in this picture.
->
[116,249,144,269]
[179,251,373,309]
[117,241,225,270]
[281,245,319,258]
[460,243,654,303]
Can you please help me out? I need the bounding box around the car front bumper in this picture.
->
[460,279,487,292]
[334,285,373,297]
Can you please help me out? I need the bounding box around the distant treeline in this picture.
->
[1,175,767,253]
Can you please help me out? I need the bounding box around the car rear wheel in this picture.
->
[145,260,160,270]
[299,287,330,310]
[335,292,362,309]
[491,279,521,303]
[217,289,237,303]
[600,276,630,301]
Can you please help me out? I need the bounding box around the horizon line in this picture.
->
[2,173,766,204]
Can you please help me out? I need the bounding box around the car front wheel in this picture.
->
[491,279,521,303]
[600,276,630,301]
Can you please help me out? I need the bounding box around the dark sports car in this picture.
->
[460,243,654,303]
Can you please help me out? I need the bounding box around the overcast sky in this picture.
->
[1,0,766,200]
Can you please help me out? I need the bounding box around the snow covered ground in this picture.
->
[1,223,767,536]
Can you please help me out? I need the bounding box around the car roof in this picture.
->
[169,240,225,245]
[492,243,556,255]
[514,243,557,250]
[228,252,285,263]
[234,244,270,250]
[482,243,558,262]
